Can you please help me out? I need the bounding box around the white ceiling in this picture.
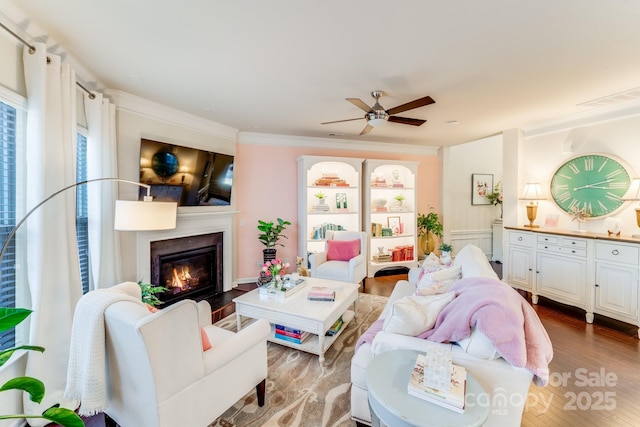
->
[5,0,640,147]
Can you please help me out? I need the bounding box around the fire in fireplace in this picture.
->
[150,232,223,306]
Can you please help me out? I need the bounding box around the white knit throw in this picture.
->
[64,288,143,416]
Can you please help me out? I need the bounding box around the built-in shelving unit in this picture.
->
[363,160,419,277]
[297,155,363,263]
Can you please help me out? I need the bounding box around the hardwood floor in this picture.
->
[363,272,640,427]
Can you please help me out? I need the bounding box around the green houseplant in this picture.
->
[257,218,291,249]
[137,281,167,307]
[0,308,84,427]
[417,208,443,255]
[438,243,453,253]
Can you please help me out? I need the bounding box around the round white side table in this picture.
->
[366,349,489,427]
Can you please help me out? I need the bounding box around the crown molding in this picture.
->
[237,132,440,156]
[522,102,640,139]
[108,90,238,141]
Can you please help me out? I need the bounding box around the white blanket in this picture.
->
[64,288,143,416]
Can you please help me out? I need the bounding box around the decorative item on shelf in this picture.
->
[603,217,623,237]
[485,181,503,220]
[381,227,393,237]
[311,223,344,240]
[391,169,404,188]
[314,170,349,187]
[374,246,390,262]
[568,206,590,232]
[417,208,443,256]
[371,222,383,237]
[372,173,388,188]
[394,194,404,206]
[520,182,545,228]
[622,177,640,238]
[372,197,388,212]
[387,216,401,235]
[312,191,330,212]
[335,192,348,210]
[439,243,453,266]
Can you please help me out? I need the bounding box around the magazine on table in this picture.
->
[407,353,467,413]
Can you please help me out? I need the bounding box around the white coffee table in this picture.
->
[233,277,359,363]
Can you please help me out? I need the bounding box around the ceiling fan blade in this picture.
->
[347,98,372,112]
[388,116,427,126]
[386,96,435,115]
[360,124,373,135]
[321,117,363,125]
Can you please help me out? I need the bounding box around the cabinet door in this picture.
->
[507,246,533,291]
[595,263,638,321]
[536,252,587,307]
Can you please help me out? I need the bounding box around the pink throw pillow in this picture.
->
[327,239,360,261]
[200,328,212,352]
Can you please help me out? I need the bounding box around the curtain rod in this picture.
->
[0,21,96,99]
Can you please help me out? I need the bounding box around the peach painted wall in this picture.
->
[234,143,440,281]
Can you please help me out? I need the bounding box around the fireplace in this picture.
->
[150,232,223,307]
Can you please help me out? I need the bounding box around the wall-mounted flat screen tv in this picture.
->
[139,138,234,206]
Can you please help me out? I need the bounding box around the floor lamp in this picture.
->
[0,177,178,268]
[520,182,544,228]
[622,177,640,238]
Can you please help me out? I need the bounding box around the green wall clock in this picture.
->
[550,154,632,218]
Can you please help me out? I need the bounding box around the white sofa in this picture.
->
[350,245,536,426]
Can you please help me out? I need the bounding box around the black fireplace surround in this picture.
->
[150,232,224,307]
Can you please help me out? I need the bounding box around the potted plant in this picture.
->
[439,243,453,265]
[257,218,291,260]
[394,194,405,206]
[137,280,167,307]
[417,208,443,255]
[0,308,84,427]
[314,191,326,203]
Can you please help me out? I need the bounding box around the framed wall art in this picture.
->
[471,173,493,205]
[387,216,401,235]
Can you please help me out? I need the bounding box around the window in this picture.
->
[0,100,17,349]
[76,131,90,294]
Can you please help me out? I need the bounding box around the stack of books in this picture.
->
[325,316,343,336]
[274,324,310,344]
[407,351,467,413]
[307,286,336,301]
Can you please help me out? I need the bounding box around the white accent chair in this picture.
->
[97,282,271,427]
[308,230,367,284]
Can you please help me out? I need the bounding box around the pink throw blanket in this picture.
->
[418,277,553,385]
[356,277,553,386]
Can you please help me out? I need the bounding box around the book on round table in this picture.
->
[407,353,467,413]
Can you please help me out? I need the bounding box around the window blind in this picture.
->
[0,100,17,349]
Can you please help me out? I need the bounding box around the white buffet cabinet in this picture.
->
[505,226,640,337]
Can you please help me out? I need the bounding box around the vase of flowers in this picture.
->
[485,182,503,219]
[262,258,290,290]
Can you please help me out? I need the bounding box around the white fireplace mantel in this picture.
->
[136,210,237,292]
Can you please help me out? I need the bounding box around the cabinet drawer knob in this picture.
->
[518,237,523,241]
[571,241,576,245]
[595,284,600,287]
[612,249,619,256]
[571,250,576,254]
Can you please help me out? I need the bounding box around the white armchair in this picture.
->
[308,230,367,284]
[71,282,270,427]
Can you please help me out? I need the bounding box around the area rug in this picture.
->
[209,292,387,427]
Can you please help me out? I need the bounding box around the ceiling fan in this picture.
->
[321,90,435,135]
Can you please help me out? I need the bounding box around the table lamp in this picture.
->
[622,177,640,238]
[0,178,178,266]
[520,182,544,228]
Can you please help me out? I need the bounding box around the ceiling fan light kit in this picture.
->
[322,90,435,135]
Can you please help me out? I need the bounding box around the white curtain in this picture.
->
[22,43,83,424]
[84,92,122,290]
